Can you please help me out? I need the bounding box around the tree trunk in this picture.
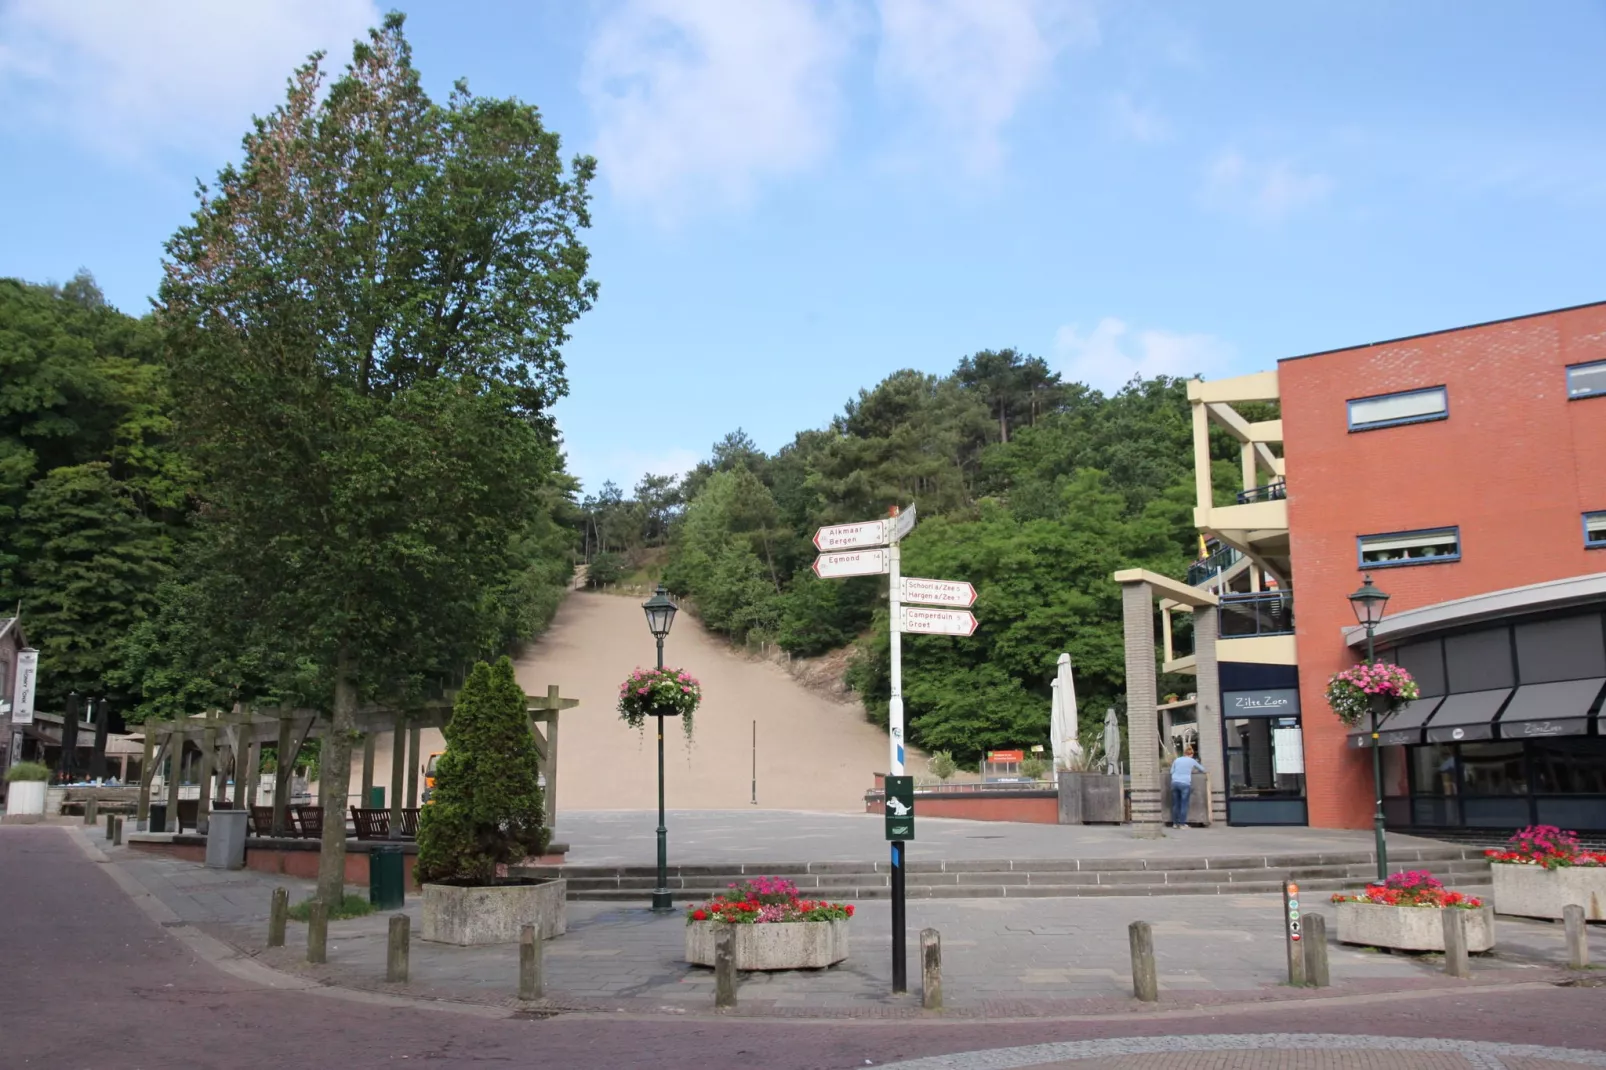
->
[316,647,359,907]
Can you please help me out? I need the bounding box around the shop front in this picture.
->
[1221,662,1308,826]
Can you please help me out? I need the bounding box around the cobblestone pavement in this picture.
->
[552,809,1458,865]
[99,825,1588,1018]
[7,824,1606,1070]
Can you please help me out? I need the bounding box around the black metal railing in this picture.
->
[1236,480,1287,505]
[1185,544,1243,586]
[1219,591,1295,638]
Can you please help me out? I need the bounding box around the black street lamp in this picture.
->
[642,583,679,913]
[1348,574,1392,884]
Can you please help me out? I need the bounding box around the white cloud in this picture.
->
[875,0,1095,171]
[0,0,379,159]
[1203,150,1334,222]
[582,0,855,215]
[1053,318,1235,393]
[1106,92,1167,143]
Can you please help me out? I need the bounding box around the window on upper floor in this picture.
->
[1347,386,1448,431]
[1357,527,1460,568]
[1586,511,1606,549]
[1568,360,1606,400]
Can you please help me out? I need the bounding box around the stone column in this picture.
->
[405,726,421,810]
[272,716,293,836]
[388,720,405,837]
[1192,604,1228,824]
[1122,581,1164,837]
[360,733,376,807]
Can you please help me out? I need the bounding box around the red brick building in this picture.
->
[1125,301,1606,831]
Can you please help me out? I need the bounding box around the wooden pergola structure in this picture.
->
[134,684,579,836]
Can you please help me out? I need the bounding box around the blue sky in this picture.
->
[3,2,1604,496]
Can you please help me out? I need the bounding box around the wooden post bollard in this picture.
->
[920,928,942,1010]
[106,811,116,838]
[519,923,542,1000]
[112,816,124,846]
[1564,904,1589,969]
[1303,912,1330,987]
[268,887,288,948]
[1441,907,1470,979]
[84,798,98,826]
[387,914,410,983]
[714,924,738,1010]
[1129,920,1158,1002]
[307,901,328,965]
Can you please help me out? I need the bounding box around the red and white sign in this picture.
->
[812,550,891,579]
[897,606,978,636]
[899,577,975,608]
[987,749,1025,763]
[813,519,890,552]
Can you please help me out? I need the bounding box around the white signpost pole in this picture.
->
[889,527,904,780]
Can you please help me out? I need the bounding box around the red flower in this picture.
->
[692,909,708,921]
[845,904,855,917]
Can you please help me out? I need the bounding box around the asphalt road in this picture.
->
[5,825,1605,1070]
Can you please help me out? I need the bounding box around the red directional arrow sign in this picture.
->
[899,577,976,608]
[897,606,978,636]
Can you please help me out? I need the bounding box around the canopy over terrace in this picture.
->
[133,684,578,836]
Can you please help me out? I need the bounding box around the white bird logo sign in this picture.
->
[886,797,912,816]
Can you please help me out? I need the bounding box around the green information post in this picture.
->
[884,774,914,992]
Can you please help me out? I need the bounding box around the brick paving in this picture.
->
[99,824,1592,1019]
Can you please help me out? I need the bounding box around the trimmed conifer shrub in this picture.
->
[415,656,548,885]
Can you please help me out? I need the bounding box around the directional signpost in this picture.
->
[812,549,891,579]
[811,501,976,996]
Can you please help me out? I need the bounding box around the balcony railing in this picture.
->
[1219,591,1295,638]
[1186,544,1243,587]
[1235,480,1287,505]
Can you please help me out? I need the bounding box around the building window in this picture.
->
[1347,386,1448,431]
[1358,527,1461,568]
[1586,511,1606,549]
[1568,359,1606,400]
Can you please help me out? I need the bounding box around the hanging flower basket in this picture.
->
[617,666,702,741]
[1324,660,1419,726]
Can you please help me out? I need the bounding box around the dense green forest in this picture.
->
[593,351,1250,763]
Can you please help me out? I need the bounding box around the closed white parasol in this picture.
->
[1103,707,1122,776]
[1053,652,1082,768]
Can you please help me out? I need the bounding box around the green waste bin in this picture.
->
[369,844,405,910]
[367,786,385,809]
[149,802,167,833]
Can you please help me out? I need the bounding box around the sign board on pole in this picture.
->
[897,607,978,636]
[898,577,976,608]
[12,648,38,726]
[890,503,917,543]
[812,519,890,552]
[884,775,915,840]
[812,549,891,579]
[1283,879,1307,985]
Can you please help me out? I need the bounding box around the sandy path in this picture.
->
[512,592,903,814]
[356,592,906,815]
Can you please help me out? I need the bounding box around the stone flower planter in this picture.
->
[1335,902,1494,952]
[421,878,566,946]
[685,920,849,970]
[1491,863,1606,921]
[2,780,47,823]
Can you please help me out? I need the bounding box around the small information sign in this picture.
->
[884,775,915,840]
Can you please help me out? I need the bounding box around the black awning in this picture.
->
[1425,688,1512,743]
[1497,677,1606,740]
[1348,696,1444,748]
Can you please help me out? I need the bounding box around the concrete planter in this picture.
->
[2,780,47,822]
[685,920,850,970]
[1080,774,1124,824]
[421,878,567,946]
[1491,863,1606,921]
[1335,902,1494,952]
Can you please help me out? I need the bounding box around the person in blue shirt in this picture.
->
[1169,745,1204,828]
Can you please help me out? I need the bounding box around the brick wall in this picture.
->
[1279,302,1606,828]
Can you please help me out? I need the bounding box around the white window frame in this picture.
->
[1586,511,1606,549]
[1568,360,1606,400]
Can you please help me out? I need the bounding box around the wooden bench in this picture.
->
[399,808,421,837]
[292,805,323,839]
[249,806,300,836]
[350,807,391,840]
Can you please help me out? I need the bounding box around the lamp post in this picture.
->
[642,583,679,913]
[1348,574,1392,884]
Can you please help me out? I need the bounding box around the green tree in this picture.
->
[415,657,547,884]
[158,14,594,906]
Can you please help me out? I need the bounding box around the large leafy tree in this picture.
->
[158,14,595,905]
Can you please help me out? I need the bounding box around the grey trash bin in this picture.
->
[205,808,249,869]
[148,802,167,833]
